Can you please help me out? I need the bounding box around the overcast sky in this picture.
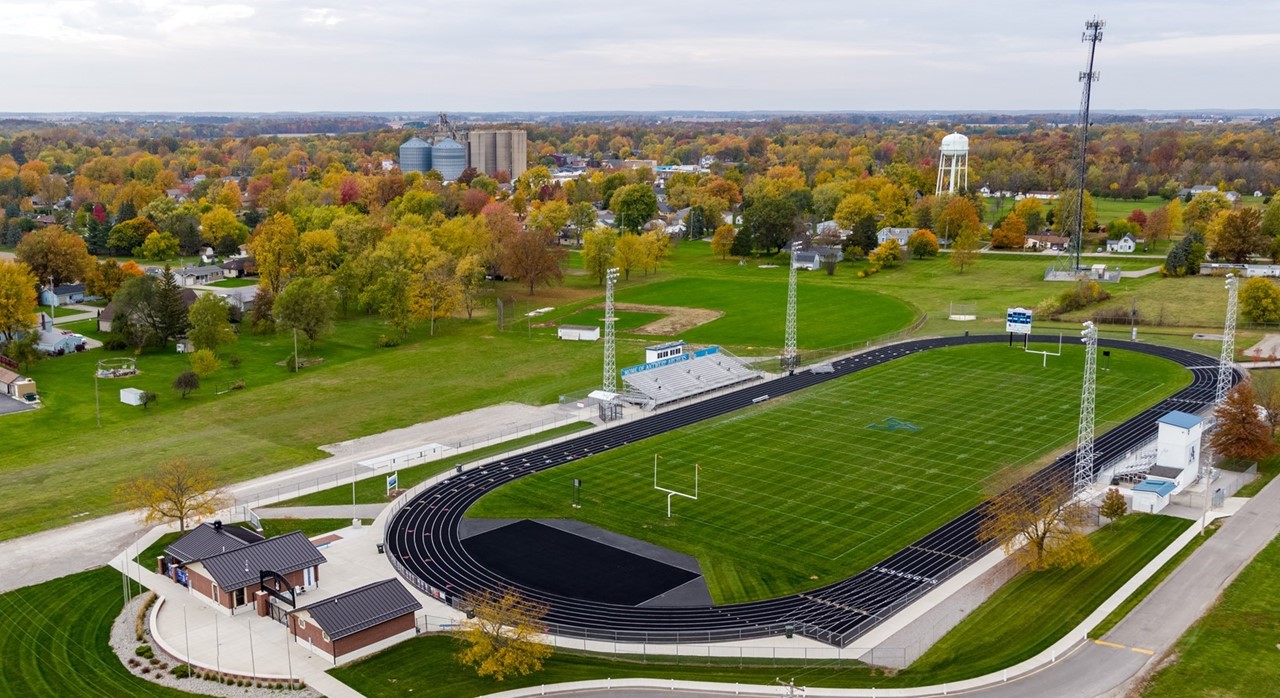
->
[1,1,1277,113]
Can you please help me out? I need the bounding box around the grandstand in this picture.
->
[621,346,762,408]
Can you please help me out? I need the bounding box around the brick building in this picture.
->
[289,579,422,664]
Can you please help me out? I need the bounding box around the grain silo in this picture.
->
[399,136,432,174]
[431,138,467,181]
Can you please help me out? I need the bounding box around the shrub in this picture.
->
[135,644,152,658]
[229,379,246,390]
[169,664,191,679]
[148,657,160,665]
[226,354,242,369]
[140,666,151,675]
[376,333,401,348]
[135,592,156,641]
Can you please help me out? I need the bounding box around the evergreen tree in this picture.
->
[153,267,190,345]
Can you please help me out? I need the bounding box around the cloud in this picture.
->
[154,3,255,32]
[302,8,342,27]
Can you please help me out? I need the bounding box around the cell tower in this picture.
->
[1215,274,1239,407]
[1070,17,1105,271]
[934,132,970,196]
[603,268,620,393]
[782,241,801,371]
[1074,321,1098,496]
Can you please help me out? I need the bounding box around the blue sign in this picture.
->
[621,346,721,376]
[387,472,398,490]
[1006,308,1033,335]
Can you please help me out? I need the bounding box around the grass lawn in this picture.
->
[0,567,190,698]
[1141,524,1280,697]
[257,517,370,538]
[555,308,665,333]
[267,421,594,508]
[903,515,1192,683]
[207,277,258,288]
[469,344,1189,604]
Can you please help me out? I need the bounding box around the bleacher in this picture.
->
[622,350,762,408]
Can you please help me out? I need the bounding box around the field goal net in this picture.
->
[948,302,977,321]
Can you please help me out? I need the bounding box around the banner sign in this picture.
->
[1006,308,1033,335]
[387,471,398,491]
[621,346,721,376]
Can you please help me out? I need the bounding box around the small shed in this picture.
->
[120,388,147,406]
[0,367,36,399]
[1132,479,1177,514]
[289,579,422,664]
[557,325,601,341]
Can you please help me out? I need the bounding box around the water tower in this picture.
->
[935,132,969,196]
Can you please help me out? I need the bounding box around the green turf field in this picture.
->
[469,343,1189,604]
[0,567,189,698]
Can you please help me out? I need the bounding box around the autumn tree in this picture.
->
[1210,381,1278,462]
[500,228,564,295]
[581,227,617,284]
[0,260,38,346]
[527,200,571,235]
[978,478,1099,571]
[710,224,736,259]
[1052,190,1097,238]
[1239,277,1280,324]
[248,213,300,295]
[454,254,487,319]
[454,588,553,681]
[297,228,341,278]
[1011,197,1045,233]
[85,258,139,300]
[139,231,180,260]
[742,194,799,254]
[1249,369,1280,433]
[990,215,1027,249]
[907,229,939,258]
[172,370,200,398]
[187,293,237,352]
[568,201,598,245]
[1143,205,1172,243]
[115,459,227,532]
[949,226,982,273]
[1183,190,1231,235]
[610,184,658,232]
[275,277,335,347]
[107,216,159,255]
[613,232,645,280]
[640,230,670,275]
[189,349,219,377]
[1099,488,1128,520]
[15,226,94,287]
[1210,207,1266,263]
[868,239,902,268]
[199,206,249,247]
[1262,199,1280,239]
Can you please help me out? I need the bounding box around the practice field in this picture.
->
[469,343,1189,605]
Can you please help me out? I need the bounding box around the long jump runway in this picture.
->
[386,334,1230,647]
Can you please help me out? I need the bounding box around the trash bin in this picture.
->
[376,543,385,554]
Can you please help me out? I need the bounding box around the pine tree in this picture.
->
[153,266,190,346]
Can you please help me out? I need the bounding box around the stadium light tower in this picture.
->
[782,241,802,371]
[603,268,620,394]
[1071,17,1104,271]
[1202,273,1239,483]
[1075,321,1099,496]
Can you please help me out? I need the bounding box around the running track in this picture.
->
[385,334,1231,647]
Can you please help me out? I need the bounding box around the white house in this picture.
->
[876,227,916,247]
[174,265,225,287]
[1105,233,1138,253]
[790,246,843,271]
[557,325,600,341]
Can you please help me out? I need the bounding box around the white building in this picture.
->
[1105,233,1138,253]
[877,227,917,247]
[557,325,600,341]
[1133,411,1204,514]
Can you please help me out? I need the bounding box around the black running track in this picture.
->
[386,334,1234,647]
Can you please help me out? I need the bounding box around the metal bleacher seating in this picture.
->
[622,352,762,407]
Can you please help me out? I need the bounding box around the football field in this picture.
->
[468,343,1190,604]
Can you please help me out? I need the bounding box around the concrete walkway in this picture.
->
[262,504,386,520]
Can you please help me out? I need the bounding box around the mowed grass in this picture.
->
[555,308,665,333]
[470,343,1189,604]
[615,276,917,349]
[904,514,1191,683]
[1141,525,1280,697]
[0,567,190,698]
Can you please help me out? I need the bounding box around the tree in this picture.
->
[297,228,341,278]
[112,269,188,348]
[500,228,565,295]
[1210,381,1278,462]
[581,227,617,285]
[640,230,670,275]
[114,459,226,532]
[139,231,180,260]
[187,293,236,352]
[569,202,598,245]
[868,239,902,268]
[1183,190,1231,234]
[613,233,645,280]
[0,260,37,345]
[527,200,570,235]
[1249,370,1280,433]
[1099,488,1128,520]
[1012,197,1045,233]
[15,225,94,287]
[1052,190,1097,238]
[741,194,799,254]
[710,224,736,259]
[454,588,553,681]
[1262,199,1280,239]
[199,206,248,246]
[275,277,335,347]
[1240,277,1280,323]
[248,213,300,296]
[990,215,1027,249]
[1144,205,1172,243]
[172,370,200,398]
[979,479,1099,571]
[834,193,876,233]
[949,226,982,273]
[1210,207,1266,263]
[610,184,658,233]
[454,254,486,320]
[189,349,219,377]
[907,229,939,258]
[107,217,158,255]
[154,267,190,346]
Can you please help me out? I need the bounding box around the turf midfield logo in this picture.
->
[866,417,922,433]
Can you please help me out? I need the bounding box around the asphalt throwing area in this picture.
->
[461,519,707,606]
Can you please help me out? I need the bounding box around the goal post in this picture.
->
[653,454,699,518]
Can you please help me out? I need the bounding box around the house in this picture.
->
[220,257,258,278]
[1177,185,1218,199]
[38,284,86,307]
[814,220,849,241]
[174,265,225,286]
[214,284,259,313]
[288,579,422,664]
[790,245,844,270]
[0,367,37,400]
[1025,234,1070,251]
[34,214,57,226]
[877,227,916,247]
[160,523,327,613]
[165,188,188,202]
[35,313,83,355]
[1105,233,1138,253]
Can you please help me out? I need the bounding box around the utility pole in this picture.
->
[1075,321,1098,496]
[781,241,801,371]
[1072,17,1105,271]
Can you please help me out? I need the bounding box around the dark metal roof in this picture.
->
[199,531,327,591]
[165,523,265,564]
[1147,465,1185,480]
[295,579,421,641]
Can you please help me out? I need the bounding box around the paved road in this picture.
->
[538,474,1280,698]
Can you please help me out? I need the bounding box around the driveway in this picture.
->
[0,397,36,416]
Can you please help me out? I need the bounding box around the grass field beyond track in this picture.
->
[470,343,1190,604]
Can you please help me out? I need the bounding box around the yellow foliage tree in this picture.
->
[454,588,553,681]
[978,478,1099,571]
[0,260,38,345]
[710,225,736,259]
[114,460,227,532]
